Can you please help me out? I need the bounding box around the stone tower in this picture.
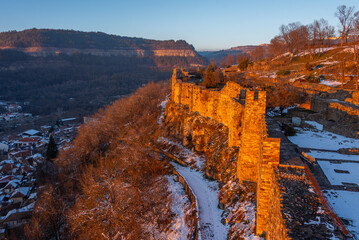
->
[237,90,267,183]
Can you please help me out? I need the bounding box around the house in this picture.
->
[1,209,31,229]
[0,176,14,188]
[10,187,31,203]
[9,150,32,161]
[21,129,41,137]
[61,117,76,125]
[13,137,40,148]
[40,125,52,134]
[0,144,8,161]
[22,165,34,173]
[0,164,17,175]
[24,153,43,167]
[1,180,20,194]
[5,104,22,113]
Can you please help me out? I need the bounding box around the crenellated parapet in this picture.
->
[171,69,244,147]
[169,69,347,239]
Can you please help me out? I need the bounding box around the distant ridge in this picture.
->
[0,29,208,118]
[199,44,268,61]
[0,29,194,50]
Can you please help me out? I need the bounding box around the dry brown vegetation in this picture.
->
[26,81,174,239]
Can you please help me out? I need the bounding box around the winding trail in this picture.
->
[172,163,229,240]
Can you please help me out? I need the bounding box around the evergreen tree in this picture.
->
[202,62,224,88]
[46,135,58,161]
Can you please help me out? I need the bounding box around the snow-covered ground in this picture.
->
[320,80,342,87]
[159,137,205,170]
[305,121,323,130]
[308,150,359,161]
[288,122,359,150]
[325,190,359,239]
[172,163,229,240]
[266,105,297,117]
[288,120,359,238]
[318,161,359,186]
[165,175,191,240]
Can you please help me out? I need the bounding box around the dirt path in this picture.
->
[172,163,228,240]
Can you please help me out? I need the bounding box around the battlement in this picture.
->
[172,68,245,147]
[169,69,346,239]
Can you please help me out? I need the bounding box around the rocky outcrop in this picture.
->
[163,101,238,182]
[0,29,203,59]
[1,46,198,57]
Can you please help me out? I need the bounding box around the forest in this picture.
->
[25,81,176,239]
[0,49,206,116]
[0,29,195,50]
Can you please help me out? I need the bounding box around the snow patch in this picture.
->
[157,97,169,124]
[165,175,191,240]
[172,162,229,240]
[320,80,342,87]
[317,161,359,186]
[288,125,359,151]
[307,150,359,161]
[158,137,205,170]
[325,190,359,239]
[305,121,323,131]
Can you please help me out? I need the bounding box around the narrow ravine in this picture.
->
[172,162,229,240]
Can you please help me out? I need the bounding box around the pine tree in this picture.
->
[46,135,58,161]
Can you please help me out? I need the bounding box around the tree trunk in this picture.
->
[341,61,345,88]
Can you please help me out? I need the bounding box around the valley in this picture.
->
[1,3,359,239]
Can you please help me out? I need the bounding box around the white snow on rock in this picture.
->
[172,162,229,240]
[157,97,169,124]
[325,190,359,239]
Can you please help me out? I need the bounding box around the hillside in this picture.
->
[0,29,197,55]
[0,29,207,121]
[199,45,267,62]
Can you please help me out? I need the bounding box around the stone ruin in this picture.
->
[170,69,351,239]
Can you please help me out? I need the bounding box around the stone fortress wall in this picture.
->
[170,69,349,239]
[172,69,243,147]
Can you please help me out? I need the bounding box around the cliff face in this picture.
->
[0,47,198,57]
[163,101,238,182]
[0,29,201,58]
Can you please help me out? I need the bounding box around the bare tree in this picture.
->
[280,22,309,55]
[335,5,356,47]
[352,12,359,60]
[269,35,286,58]
[220,54,235,67]
[249,46,265,61]
[309,18,335,52]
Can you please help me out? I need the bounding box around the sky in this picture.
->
[1,0,359,51]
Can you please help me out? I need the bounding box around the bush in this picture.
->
[276,70,290,76]
[238,58,250,70]
[305,62,313,71]
[202,63,223,88]
[305,74,320,83]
